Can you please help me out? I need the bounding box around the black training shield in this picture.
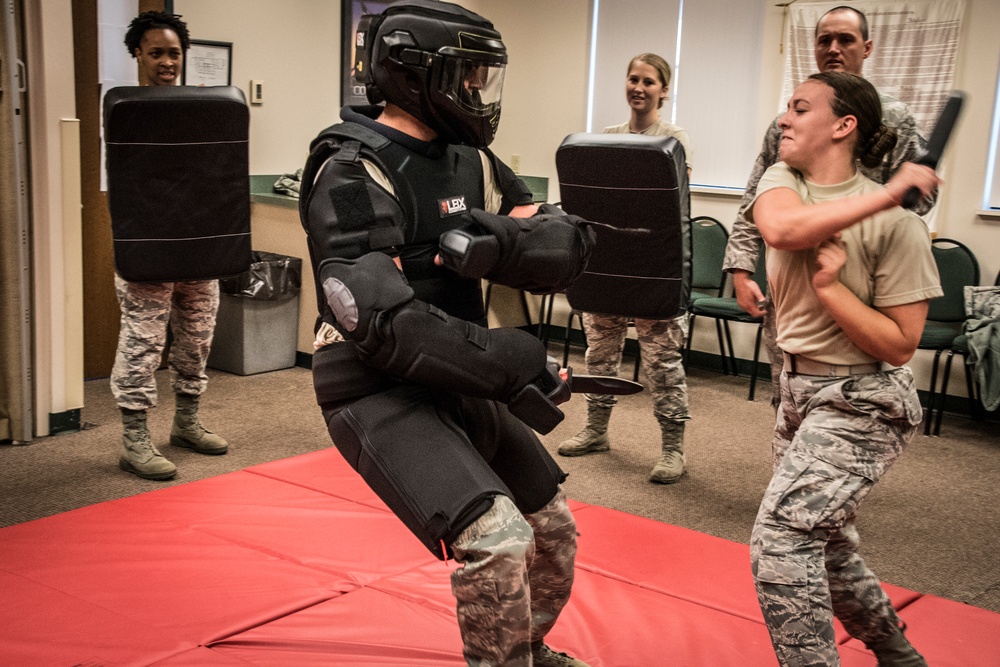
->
[556,133,691,319]
[104,85,251,282]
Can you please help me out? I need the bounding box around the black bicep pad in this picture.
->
[320,253,413,340]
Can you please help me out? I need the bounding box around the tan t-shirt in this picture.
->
[747,162,942,365]
[603,119,693,171]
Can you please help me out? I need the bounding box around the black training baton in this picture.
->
[901,91,965,209]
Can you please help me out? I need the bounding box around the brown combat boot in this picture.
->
[531,642,591,667]
[649,421,685,484]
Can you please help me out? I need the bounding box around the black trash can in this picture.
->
[208,251,302,375]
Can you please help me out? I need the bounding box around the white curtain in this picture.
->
[674,0,768,189]
[587,0,681,135]
[588,0,769,189]
[782,0,966,134]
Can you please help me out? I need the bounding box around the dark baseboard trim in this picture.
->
[49,409,81,436]
[295,351,313,369]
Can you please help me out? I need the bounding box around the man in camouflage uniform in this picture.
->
[112,11,229,481]
[723,5,934,408]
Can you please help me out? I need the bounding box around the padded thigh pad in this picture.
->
[556,133,690,319]
[104,85,252,282]
[326,386,510,557]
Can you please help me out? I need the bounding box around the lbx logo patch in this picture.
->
[356,32,366,48]
[439,195,467,217]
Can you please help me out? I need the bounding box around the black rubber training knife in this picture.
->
[562,368,644,395]
[902,91,965,209]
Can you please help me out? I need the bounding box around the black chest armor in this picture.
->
[301,119,488,323]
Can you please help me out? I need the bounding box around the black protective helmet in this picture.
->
[354,0,507,147]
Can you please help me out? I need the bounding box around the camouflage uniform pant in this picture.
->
[110,276,220,411]
[750,367,923,666]
[581,312,690,425]
[761,300,784,410]
[450,490,577,667]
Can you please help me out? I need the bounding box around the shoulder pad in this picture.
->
[310,122,391,154]
[301,121,394,223]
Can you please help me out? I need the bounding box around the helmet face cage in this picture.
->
[360,2,508,147]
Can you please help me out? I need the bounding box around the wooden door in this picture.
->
[72,0,163,378]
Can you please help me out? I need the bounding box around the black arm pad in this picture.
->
[320,253,549,408]
[439,207,595,294]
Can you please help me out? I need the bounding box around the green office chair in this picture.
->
[920,238,979,436]
[688,216,729,305]
[685,248,767,400]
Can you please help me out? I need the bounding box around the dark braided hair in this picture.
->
[124,11,190,57]
[808,71,897,169]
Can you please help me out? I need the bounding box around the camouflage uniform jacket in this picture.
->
[965,286,1000,411]
[723,92,930,275]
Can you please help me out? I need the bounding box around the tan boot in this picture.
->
[650,421,685,484]
[170,393,228,455]
[119,409,177,480]
[557,404,611,456]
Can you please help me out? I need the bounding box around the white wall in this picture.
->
[476,0,590,201]
[937,0,1000,279]
[174,0,342,175]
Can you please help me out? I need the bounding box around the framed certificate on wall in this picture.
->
[341,1,399,106]
[183,39,233,87]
